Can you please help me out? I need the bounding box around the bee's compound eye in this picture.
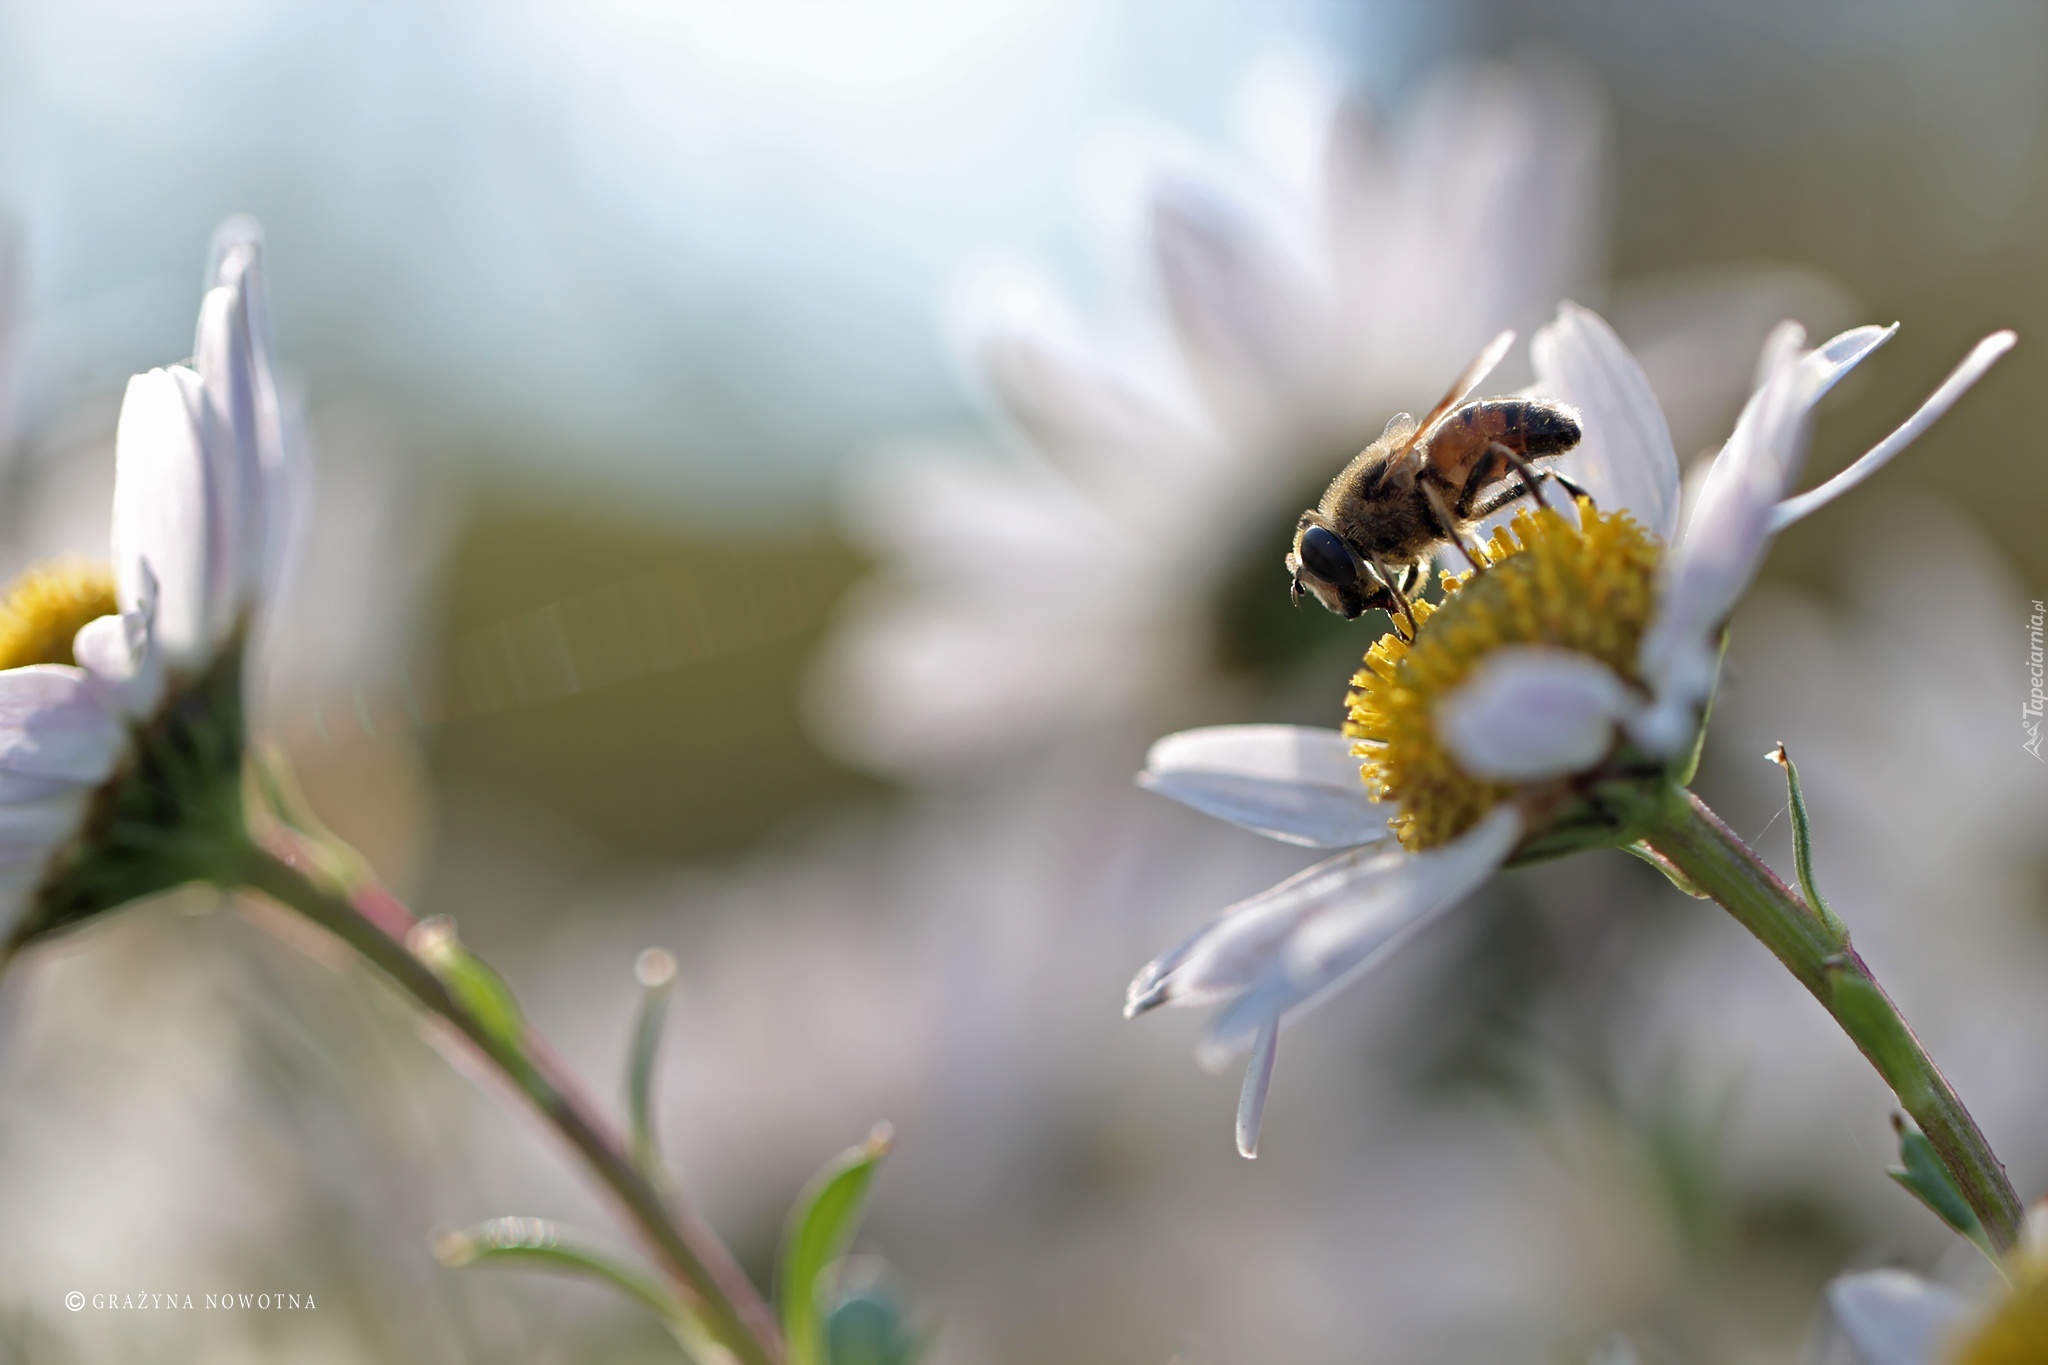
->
[1297,526,1360,586]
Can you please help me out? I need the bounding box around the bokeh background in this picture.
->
[0,2,2044,1362]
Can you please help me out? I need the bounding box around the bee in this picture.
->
[1286,330,1588,635]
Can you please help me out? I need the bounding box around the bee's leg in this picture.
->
[1398,559,1431,601]
[1421,481,1486,572]
[1473,441,1553,512]
[1367,553,1419,640]
[1482,443,1598,513]
[1467,483,1535,521]
[1547,469,1595,506]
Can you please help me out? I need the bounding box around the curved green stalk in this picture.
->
[1631,785,2024,1251]
[228,837,783,1365]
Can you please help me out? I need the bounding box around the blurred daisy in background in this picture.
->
[813,45,1847,777]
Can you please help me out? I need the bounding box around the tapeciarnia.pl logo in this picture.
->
[2027,599,2045,761]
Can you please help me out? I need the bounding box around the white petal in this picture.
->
[1126,843,1391,1019]
[1138,724,1391,848]
[1773,330,2015,530]
[207,220,295,596]
[1634,324,1893,752]
[1612,261,1855,463]
[1826,1270,1970,1365]
[1150,183,1309,422]
[0,666,125,785]
[1139,806,1518,1063]
[1436,647,1633,780]
[0,788,91,853]
[1531,302,1681,542]
[193,278,264,623]
[952,261,1220,507]
[0,771,89,805]
[1282,804,1520,983]
[111,368,213,667]
[73,601,164,720]
[1235,1019,1279,1159]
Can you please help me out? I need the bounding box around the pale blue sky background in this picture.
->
[0,0,1453,506]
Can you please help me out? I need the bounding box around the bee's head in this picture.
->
[1287,517,1383,620]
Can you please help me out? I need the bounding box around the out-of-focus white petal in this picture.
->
[1633,323,1894,753]
[1531,302,1680,542]
[1826,1270,1969,1365]
[978,331,1216,505]
[193,277,264,624]
[208,217,295,594]
[0,789,91,851]
[1150,182,1313,429]
[0,772,88,805]
[1436,647,1632,781]
[72,565,163,720]
[1137,724,1391,848]
[954,256,1222,510]
[1774,330,2015,530]
[1234,1019,1279,1159]
[71,615,159,720]
[111,368,211,667]
[0,666,125,785]
[1611,261,1855,462]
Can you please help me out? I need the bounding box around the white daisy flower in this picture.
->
[1129,302,2012,1156]
[814,51,1608,775]
[1824,1207,2048,1364]
[0,218,290,951]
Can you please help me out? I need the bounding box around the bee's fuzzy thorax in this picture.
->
[1344,500,1661,850]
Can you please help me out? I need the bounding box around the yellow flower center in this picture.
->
[1954,1255,2048,1365]
[0,559,121,672]
[1343,501,1661,850]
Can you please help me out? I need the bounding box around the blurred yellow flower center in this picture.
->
[0,559,120,672]
[1344,501,1660,851]
[1955,1254,2048,1365]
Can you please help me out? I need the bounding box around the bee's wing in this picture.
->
[1397,329,1515,457]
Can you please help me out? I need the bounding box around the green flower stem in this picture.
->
[228,838,782,1365]
[1635,785,2025,1252]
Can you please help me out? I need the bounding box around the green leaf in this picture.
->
[1625,841,1709,898]
[435,1216,730,1362]
[1766,743,1847,942]
[408,918,528,1065]
[1888,1118,1996,1260]
[1825,966,1935,1111]
[779,1125,893,1365]
[627,947,680,1185]
[826,1288,920,1365]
